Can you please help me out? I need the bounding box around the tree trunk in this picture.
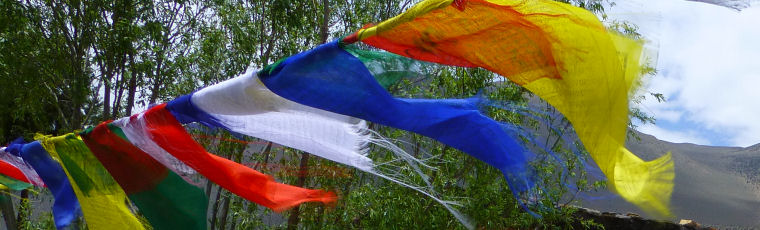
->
[218,144,244,230]
[70,73,86,130]
[148,41,168,105]
[16,189,29,226]
[125,54,138,115]
[0,192,17,230]
[111,62,126,118]
[247,142,274,213]
[148,59,164,105]
[103,79,112,119]
[102,69,112,120]
[286,1,330,229]
[218,195,231,230]
[286,151,310,230]
[209,186,223,230]
[228,197,239,230]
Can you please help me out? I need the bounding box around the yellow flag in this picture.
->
[348,0,674,217]
[37,134,147,229]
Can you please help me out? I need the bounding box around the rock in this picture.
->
[679,219,694,225]
[572,207,717,230]
[678,219,703,229]
[626,213,643,220]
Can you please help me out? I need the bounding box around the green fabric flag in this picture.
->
[80,123,207,230]
[0,174,32,191]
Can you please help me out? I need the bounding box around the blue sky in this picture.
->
[609,0,760,147]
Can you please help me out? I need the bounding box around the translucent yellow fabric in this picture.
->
[352,0,674,217]
[36,134,146,230]
[354,0,453,41]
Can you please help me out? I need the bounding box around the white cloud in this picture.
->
[610,0,760,147]
[649,108,684,123]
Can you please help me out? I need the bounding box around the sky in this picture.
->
[608,0,760,147]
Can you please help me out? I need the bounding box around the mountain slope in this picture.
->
[582,131,760,228]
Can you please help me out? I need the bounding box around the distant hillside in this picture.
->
[582,131,760,228]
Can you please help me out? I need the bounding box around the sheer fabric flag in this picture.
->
[0,149,33,185]
[81,122,208,230]
[259,41,538,211]
[344,0,674,217]
[112,117,197,185]
[138,103,336,211]
[36,134,146,230]
[17,141,81,229]
[167,72,468,226]
[169,72,375,171]
[0,147,44,186]
[0,147,35,189]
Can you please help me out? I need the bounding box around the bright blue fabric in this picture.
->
[259,41,536,199]
[5,137,25,157]
[21,141,82,229]
[166,93,247,140]
[166,94,226,129]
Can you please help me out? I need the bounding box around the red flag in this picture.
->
[0,160,32,184]
[139,104,336,211]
